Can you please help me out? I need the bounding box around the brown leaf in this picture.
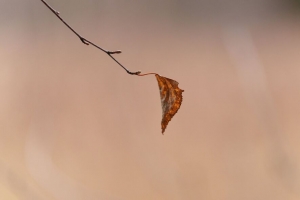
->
[155,74,184,134]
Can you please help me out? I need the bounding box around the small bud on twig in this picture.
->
[108,50,122,55]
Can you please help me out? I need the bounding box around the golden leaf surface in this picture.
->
[155,74,184,134]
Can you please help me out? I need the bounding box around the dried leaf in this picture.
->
[155,74,184,134]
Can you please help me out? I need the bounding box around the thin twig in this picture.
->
[40,0,141,75]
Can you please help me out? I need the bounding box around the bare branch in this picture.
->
[40,0,141,75]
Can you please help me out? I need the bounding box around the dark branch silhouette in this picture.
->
[40,0,141,75]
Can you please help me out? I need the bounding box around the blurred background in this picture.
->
[1,0,300,199]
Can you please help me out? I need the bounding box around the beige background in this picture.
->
[1,0,300,199]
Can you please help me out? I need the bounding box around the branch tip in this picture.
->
[40,0,139,75]
[127,70,141,75]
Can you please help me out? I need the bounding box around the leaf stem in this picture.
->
[137,72,158,76]
[40,0,141,75]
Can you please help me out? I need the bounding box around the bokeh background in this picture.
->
[1,0,300,199]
